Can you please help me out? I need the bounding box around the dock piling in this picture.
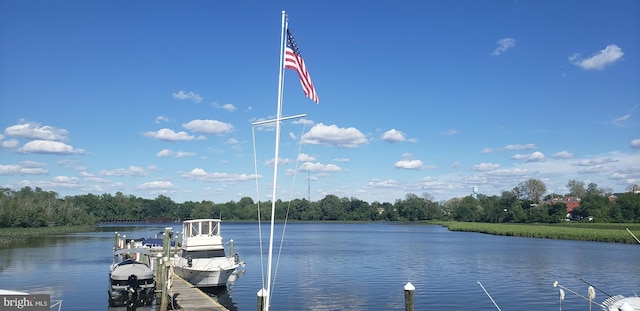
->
[404,282,415,311]
[257,288,267,311]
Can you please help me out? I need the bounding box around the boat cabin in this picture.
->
[181,219,225,252]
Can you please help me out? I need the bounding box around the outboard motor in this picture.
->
[126,274,139,311]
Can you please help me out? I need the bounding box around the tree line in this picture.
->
[1,179,638,228]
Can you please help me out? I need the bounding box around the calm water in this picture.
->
[0,222,638,311]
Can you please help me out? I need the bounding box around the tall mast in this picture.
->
[264,10,288,311]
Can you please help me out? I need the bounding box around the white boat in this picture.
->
[108,248,156,307]
[172,219,244,287]
[601,295,640,311]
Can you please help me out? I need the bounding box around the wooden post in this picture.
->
[160,257,168,311]
[155,254,163,301]
[163,227,171,259]
[404,282,415,311]
[114,232,119,250]
[173,230,179,252]
[257,288,267,311]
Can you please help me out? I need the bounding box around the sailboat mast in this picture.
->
[265,10,288,311]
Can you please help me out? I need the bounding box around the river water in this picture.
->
[0,222,638,311]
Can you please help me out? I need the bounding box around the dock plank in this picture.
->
[167,270,228,311]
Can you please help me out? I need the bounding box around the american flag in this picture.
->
[285,29,319,104]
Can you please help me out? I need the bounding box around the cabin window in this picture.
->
[183,249,226,258]
[190,223,198,237]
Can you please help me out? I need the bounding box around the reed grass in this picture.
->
[0,226,94,247]
[435,221,640,244]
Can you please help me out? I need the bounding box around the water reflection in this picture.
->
[1,223,638,311]
[200,286,237,311]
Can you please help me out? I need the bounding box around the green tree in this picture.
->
[319,195,343,220]
[452,196,478,222]
[615,193,640,222]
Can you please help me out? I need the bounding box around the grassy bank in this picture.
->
[435,221,640,244]
[0,226,95,247]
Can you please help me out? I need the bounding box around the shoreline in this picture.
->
[434,221,640,244]
[0,225,94,247]
[2,221,639,246]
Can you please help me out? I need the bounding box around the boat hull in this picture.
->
[173,264,236,287]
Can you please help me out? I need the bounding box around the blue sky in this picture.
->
[1,1,639,204]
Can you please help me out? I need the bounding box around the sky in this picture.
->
[1,1,639,205]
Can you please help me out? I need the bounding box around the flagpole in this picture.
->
[265,9,287,311]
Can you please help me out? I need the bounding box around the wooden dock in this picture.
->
[166,270,228,311]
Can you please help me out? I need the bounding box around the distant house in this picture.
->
[547,196,581,214]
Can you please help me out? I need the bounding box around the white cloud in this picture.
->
[614,114,631,125]
[511,151,545,162]
[157,149,173,157]
[99,166,153,177]
[553,151,574,159]
[137,181,174,190]
[630,138,640,148]
[302,123,368,148]
[395,159,425,170]
[181,168,260,182]
[366,179,401,189]
[222,103,236,112]
[4,122,69,141]
[381,129,406,143]
[175,151,197,158]
[144,128,196,141]
[172,90,202,103]
[492,37,516,56]
[503,144,537,151]
[299,162,342,172]
[19,140,85,155]
[1,138,19,149]
[472,163,500,171]
[155,116,170,124]
[265,157,291,167]
[183,119,234,135]
[0,164,48,175]
[298,153,316,162]
[487,168,529,176]
[575,157,618,166]
[570,44,624,70]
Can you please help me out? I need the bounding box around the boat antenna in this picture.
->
[578,277,612,297]
[477,281,503,311]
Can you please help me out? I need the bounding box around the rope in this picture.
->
[252,125,266,292]
[272,117,308,294]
